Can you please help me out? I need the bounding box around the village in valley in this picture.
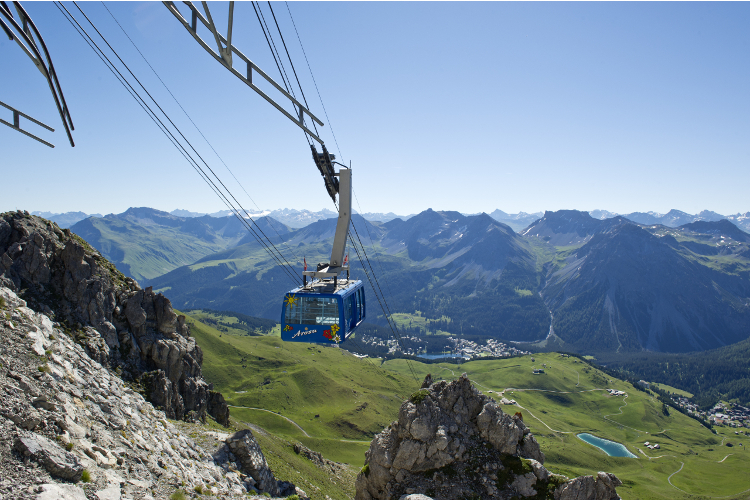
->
[357,332,530,359]
[635,381,750,430]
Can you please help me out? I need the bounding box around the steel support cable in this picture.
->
[347,231,419,384]
[251,1,291,98]
[332,199,417,382]
[266,1,319,139]
[58,2,300,287]
[251,1,311,147]
[352,192,397,305]
[350,221,401,336]
[53,4,235,230]
[70,1,301,285]
[347,230,406,352]
[57,2,298,287]
[99,1,302,270]
[348,222,421,384]
[285,1,343,162]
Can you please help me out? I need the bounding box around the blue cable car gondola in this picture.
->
[281,279,365,344]
[280,159,366,344]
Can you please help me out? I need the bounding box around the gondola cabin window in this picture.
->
[284,296,339,325]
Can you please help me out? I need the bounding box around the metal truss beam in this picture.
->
[163,1,325,144]
[0,100,55,148]
[0,1,75,147]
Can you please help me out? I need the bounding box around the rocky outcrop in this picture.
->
[355,374,621,500]
[556,473,623,500]
[294,442,349,476]
[0,211,228,424]
[225,430,281,496]
[0,284,297,499]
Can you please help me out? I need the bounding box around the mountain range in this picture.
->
[46,206,750,356]
[527,211,750,353]
[34,207,750,231]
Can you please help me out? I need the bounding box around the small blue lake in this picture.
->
[577,433,637,458]
[416,353,469,360]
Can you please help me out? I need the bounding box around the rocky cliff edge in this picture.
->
[356,374,622,500]
[0,211,227,424]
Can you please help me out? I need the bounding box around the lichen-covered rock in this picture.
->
[0,211,228,424]
[355,374,621,500]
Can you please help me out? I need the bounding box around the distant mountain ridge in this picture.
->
[42,206,750,356]
[521,210,630,246]
[33,207,750,233]
[524,210,750,353]
[31,211,102,228]
[149,209,551,342]
[70,207,290,281]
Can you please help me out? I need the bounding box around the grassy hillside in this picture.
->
[185,310,750,500]
[185,311,750,499]
[383,354,750,500]
[182,311,419,463]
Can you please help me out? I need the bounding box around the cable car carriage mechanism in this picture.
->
[281,146,365,345]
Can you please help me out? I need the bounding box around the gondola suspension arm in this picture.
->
[163,1,325,144]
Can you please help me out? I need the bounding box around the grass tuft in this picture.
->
[170,491,187,500]
[80,469,91,483]
[409,389,430,405]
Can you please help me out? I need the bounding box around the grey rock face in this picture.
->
[36,484,88,500]
[0,284,294,499]
[225,430,279,496]
[0,211,227,424]
[208,390,230,427]
[14,433,83,481]
[355,374,621,500]
[554,472,623,500]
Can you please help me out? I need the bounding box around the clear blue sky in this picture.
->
[2,1,749,217]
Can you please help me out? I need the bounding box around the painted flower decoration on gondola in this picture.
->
[284,294,298,308]
[283,325,293,332]
[327,324,341,343]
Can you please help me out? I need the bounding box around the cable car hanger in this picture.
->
[281,163,366,345]
[163,1,325,144]
[164,1,365,344]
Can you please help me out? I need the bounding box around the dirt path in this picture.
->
[228,405,311,437]
[602,394,649,435]
[668,462,686,492]
[638,448,676,460]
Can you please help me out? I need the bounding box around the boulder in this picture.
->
[36,484,88,500]
[15,433,83,481]
[225,429,279,496]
